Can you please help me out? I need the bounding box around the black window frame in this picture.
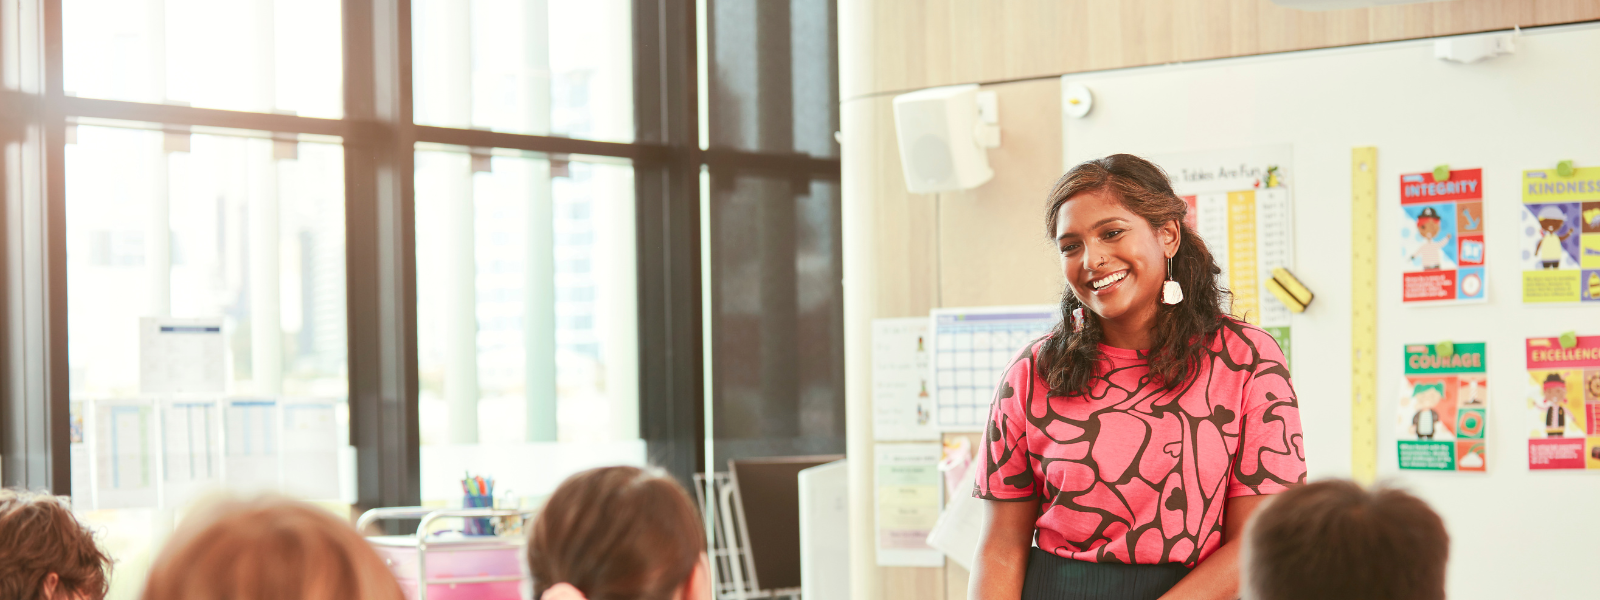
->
[0,0,838,507]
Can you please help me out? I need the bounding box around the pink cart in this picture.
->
[358,506,537,600]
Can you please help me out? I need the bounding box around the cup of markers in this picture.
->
[462,473,495,536]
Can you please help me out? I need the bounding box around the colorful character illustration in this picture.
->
[1265,166,1282,188]
[1537,373,1570,438]
[1534,206,1573,269]
[1410,383,1445,440]
[1586,371,1600,402]
[1409,207,1450,270]
[1460,379,1484,406]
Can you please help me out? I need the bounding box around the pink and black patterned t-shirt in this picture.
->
[973,320,1306,567]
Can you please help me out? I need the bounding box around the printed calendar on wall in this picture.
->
[929,306,1059,432]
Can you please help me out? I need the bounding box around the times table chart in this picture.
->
[930,306,1059,431]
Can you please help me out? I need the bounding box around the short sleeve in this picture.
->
[973,346,1042,501]
[1228,328,1307,498]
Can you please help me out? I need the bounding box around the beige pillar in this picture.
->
[839,2,880,598]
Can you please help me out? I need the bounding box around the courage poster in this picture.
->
[1400,168,1486,303]
[1398,342,1487,471]
[1525,335,1600,470]
[1520,167,1600,303]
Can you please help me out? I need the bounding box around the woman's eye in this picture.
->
[1104,229,1124,239]
[1060,243,1079,253]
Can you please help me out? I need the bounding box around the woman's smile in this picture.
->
[1088,269,1129,295]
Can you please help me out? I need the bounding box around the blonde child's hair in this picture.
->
[141,496,404,600]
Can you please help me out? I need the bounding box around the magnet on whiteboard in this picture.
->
[1063,83,1094,119]
[1557,160,1575,177]
[1433,165,1450,181]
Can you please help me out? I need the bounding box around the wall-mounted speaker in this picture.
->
[892,84,999,194]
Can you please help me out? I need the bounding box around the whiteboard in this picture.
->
[1061,23,1600,600]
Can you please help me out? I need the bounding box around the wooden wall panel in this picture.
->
[844,0,1600,99]
[933,81,1063,310]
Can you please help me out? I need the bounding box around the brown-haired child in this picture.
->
[1242,480,1449,600]
[0,490,112,600]
[140,496,405,600]
[529,466,710,600]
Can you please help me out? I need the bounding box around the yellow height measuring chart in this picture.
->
[1351,147,1379,484]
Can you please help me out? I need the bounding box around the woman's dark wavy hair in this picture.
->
[1036,154,1230,396]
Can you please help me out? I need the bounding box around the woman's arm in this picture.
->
[1157,494,1268,600]
[967,499,1038,600]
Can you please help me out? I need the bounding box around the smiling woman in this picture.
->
[966,155,1307,600]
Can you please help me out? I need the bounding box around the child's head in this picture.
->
[141,496,404,600]
[0,490,111,600]
[1243,480,1448,600]
[1412,383,1444,408]
[1544,373,1568,403]
[529,466,708,600]
[1537,206,1566,233]
[1415,207,1441,238]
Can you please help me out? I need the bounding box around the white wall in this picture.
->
[1061,23,1600,600]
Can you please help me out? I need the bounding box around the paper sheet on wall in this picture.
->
[1154,147,1294,350]
[925,456,984,570]
[281,402,341,499]
[1399,169,1487,303]
[872,318,938,441]
[929,306,1058,432]
[1524,335,1600,469]
[140,317,226,394]
[93,400,159,509]
[874,443,944,567]
[225,399,279,491]
[1520,167,1600,303]
[1397,343,1488,471]
[161,400,221,507]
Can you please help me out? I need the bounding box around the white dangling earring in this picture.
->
[1161,256,1185,305]
[1072,307,1085,332]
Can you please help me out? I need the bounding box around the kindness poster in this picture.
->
[1520,167,1600,303]
[1524,335,1600,470]
[1400,169,1486,303]
[1398,342,1488,471]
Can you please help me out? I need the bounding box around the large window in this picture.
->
[413,148,643,503]
[1,0,838,596]
[64,0,343,117]
[705,0,843,468]
[64,123,350,598]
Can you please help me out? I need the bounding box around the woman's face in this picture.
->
[1054,188,1178,323]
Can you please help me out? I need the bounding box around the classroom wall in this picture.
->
[840,2,1600,599]
[844,0,1600,100]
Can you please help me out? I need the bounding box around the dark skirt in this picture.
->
[1020,548,1191,600]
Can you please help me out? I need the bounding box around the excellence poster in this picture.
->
[1399,168,1486,303]
[1520,167,1600,303]
[1524,335,1600,470]
[1398,342,1488,471]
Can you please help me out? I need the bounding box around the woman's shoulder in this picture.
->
[1002,334,1053,379]
[1209,317,1289,366]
